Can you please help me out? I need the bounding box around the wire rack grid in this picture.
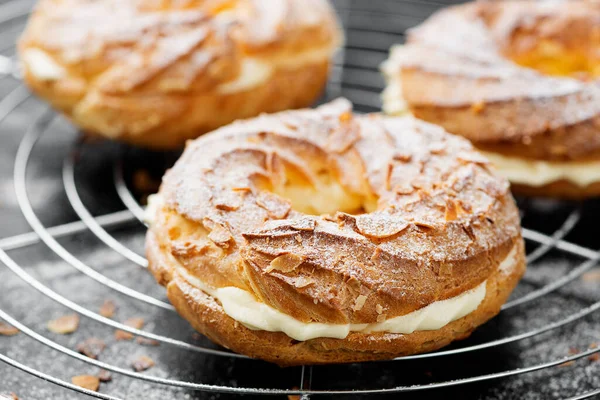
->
[1,0,600,399]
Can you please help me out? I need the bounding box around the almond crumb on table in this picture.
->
[71,375,100,391]
[99,300,116,318]
[47,315,79,334]
[0,322,19,336]
[136,336,160,346]
[76,338,106,359]
[97,370,112,382]
[115,317,145,340]
[114,329,134,341]
[131,355,155,372]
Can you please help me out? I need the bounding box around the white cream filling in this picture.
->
[218,58,274,94]
[177,267,490,341]
[144,194,160,225]
[482,151,600,187]
[23,46,333,93]
[22,49,66,81]
[216,46,335,94]
[381,45,408,115]
[381,76,408,115]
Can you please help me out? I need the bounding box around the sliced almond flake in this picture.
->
[171,240,212,258]
[47,314,79,334]
[256,191,291,219]
[385,163,394,191]
[136,337,160,346]
[353,295,368,311]
[559,361,575,367]
[328,119,360,153]
[115,330,134,341]
[355,214,409,239]
[582,270,600,282]
[76,338,106,359]
[99,300,116,318]
[115,317,145,341]
[457,151,490,165]
[295,234,302,243]
[375,304,383,314]
[214,190,243,211]
[414,219,436,229]
[124,317,145,329]
[97,370,112,382]
[289,218,316,231]
[0,322,19,336]
[205,221,233,247]
[71,375,100,391]
[462,223,477,241]
[393,151,412,162]
[131,355,155,372]
[291,276,315,288]
[445,199,458,221]
[394,184,414,195]
[376,314,387,323]
[429,142,446,155]
[267,253,304,273]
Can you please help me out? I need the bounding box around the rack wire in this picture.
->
[1,0,600,398]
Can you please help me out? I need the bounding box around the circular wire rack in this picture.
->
[1,0,600,398]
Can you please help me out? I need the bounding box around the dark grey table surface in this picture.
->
[2,0,600,399]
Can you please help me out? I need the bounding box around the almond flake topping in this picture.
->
[353,295,368,311]
[355,213,409,239]
[267,253,304,273]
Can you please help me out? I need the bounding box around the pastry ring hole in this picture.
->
[263,160,378,217]
[506,37,600,79]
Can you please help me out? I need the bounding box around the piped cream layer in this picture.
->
[482,151,600,187]
[175,245,518,342]
[23,46,336,95]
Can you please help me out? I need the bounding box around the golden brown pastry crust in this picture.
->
[382,0,600,197]
[145,99,525,365]
[18,0,342,149]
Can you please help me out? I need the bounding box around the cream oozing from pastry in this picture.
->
[147,195,519,342]
[217,46,336,94]
[482,151,600,187]
[22,49,66,81]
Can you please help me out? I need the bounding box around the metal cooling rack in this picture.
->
[1,0,600,398]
